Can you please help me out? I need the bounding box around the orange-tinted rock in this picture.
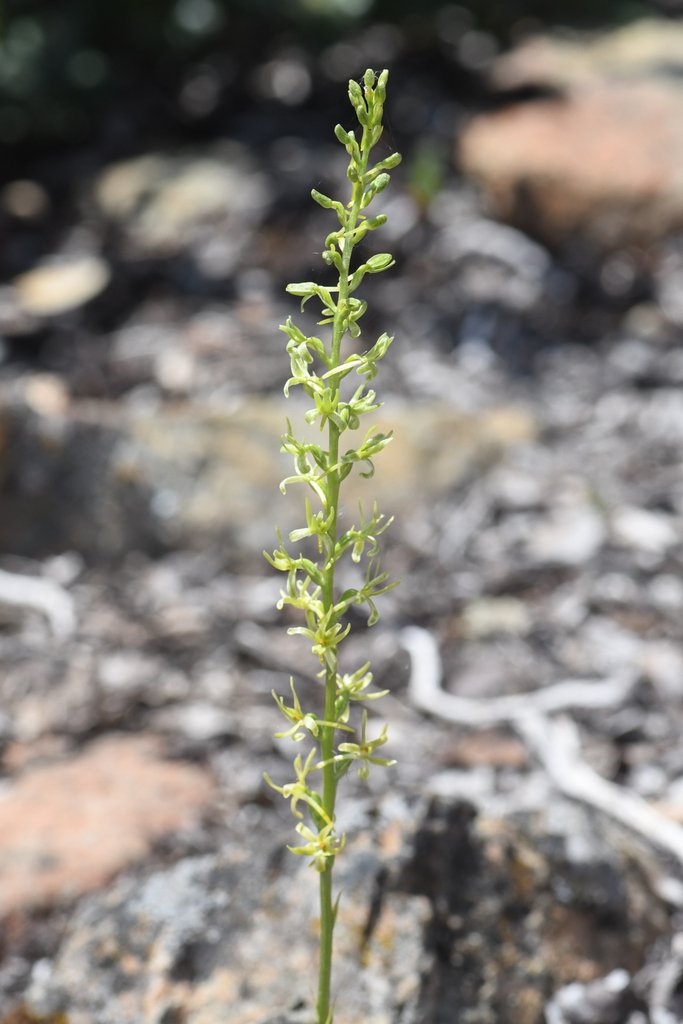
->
[0,733,214,918]
[460,80,683,246]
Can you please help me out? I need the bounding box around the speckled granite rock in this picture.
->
[24,802,432,1024]
[17,796,670,1024]
[0,387,534,559]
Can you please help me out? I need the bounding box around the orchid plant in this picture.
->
[264,68,401,1024]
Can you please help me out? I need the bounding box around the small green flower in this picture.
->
[287,611,351,668]
[264,748,329,822]
[320,710,396,780]
[288,499,335,553]
[288,820,345,872]
[273,678,353,742]
[334,663,389,722]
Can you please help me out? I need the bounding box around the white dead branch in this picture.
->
[518,713,683,868]
[401,625,637,725]
[0,568,76,638]
[402,625,683,872]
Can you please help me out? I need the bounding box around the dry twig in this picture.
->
[402,625,683,874]
[401,625,637,725]
[0,568,75,638]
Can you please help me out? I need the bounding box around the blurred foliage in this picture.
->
[0,0,656,154]
[406,141,448,211]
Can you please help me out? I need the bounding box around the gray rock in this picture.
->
[94,144,269,260]
[150,701,238,743]
[24,805,432,1024]
[527,505,606,567]
[9,780,673,1024]
[639,643,683,701]
[13,255,110,317]
[610,505,678,556]
[0,391,534,560]
[460,596,531,639]
[489,19,683,91]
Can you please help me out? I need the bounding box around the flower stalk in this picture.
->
[265,68,400,1024]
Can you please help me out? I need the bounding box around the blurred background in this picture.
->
[2,2,683,1022]
[2,0,683,558]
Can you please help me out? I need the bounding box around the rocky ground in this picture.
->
[1,16,683,1024]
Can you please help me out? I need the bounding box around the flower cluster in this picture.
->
[265,68,400,1024]
[265,69,400,878]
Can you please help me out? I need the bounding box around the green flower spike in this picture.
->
[266,68,400,1024]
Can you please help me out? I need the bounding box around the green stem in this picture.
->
[316,865,334,1024]
[317,424,339,1024]
[315,125,370,1024]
